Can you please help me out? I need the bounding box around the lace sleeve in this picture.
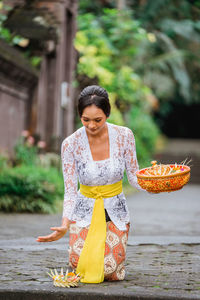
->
[124,128,144,191]
[61,139,78,219]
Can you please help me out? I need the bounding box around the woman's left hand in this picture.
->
[36,226,68,242]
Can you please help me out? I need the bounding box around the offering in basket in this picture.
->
[136,160,191,193]
[47,268,81,288]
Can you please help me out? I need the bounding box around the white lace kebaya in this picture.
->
[61,122,143,231]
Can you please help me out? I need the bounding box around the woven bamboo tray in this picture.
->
[136,161,190,193]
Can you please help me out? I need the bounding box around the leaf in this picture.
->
[155,31,191,102]
[160,19,200,43]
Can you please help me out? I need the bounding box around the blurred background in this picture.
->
[0,0,199,214]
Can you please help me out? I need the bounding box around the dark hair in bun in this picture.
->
[78,85,111,117]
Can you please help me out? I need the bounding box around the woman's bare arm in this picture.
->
[36,217,70,242]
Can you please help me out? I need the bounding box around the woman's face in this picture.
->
[81,104,107,136]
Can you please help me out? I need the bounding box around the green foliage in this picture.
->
[0,132,63,214]
[0,2,11,42]
[75,8,160,165]
[39,153,62,171]
[75,9,151,109]
[14,137,38,166]
[130,0,200,109]
[125,107,160,167]
[0,3,22,44]
[76,9,150,105]
[0,165,64,213]
[0,3,42,68]
[0,153,9,170]
[78,0,200,119]
[80,0,200,133]
[30,56,42,67]
[78,0,115,15]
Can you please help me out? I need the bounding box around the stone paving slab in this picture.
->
[1,184,200,243]
[1,243,200,299]
[1,184,200,299]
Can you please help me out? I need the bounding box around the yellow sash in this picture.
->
[76,180,123,283]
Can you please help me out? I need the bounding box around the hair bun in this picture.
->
[79,85,109,100]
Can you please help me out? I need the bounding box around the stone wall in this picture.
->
[0,0,78,153]
[0,40,38,154]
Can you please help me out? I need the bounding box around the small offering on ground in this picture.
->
[47,268,81,288]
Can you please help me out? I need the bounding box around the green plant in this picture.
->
[0,2,25,45]
[39,152,62,171]
[14,137,38,166]
[75,10,152,114]
[129,0,200,119]
[78,1,200,139]
[0,130,64,213]
[0,2,42,68]
[0,153,9,170]
[75,8,160,165]
[125,106,160,167]
[0,165,64,213]
[14,131,46,166]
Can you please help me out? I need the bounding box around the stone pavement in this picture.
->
[0,184,200,299]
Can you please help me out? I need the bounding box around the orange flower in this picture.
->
[67,272,76,277]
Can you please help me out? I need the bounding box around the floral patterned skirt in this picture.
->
[68,221,130,281]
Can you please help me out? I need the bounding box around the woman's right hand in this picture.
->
[36,226,68,243]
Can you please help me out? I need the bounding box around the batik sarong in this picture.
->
[68,221,130,281]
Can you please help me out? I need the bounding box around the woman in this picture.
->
[37,85,144,283]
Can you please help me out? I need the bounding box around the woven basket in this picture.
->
[136,164,190,193]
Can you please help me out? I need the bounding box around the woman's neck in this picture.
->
[86,123,108,140]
